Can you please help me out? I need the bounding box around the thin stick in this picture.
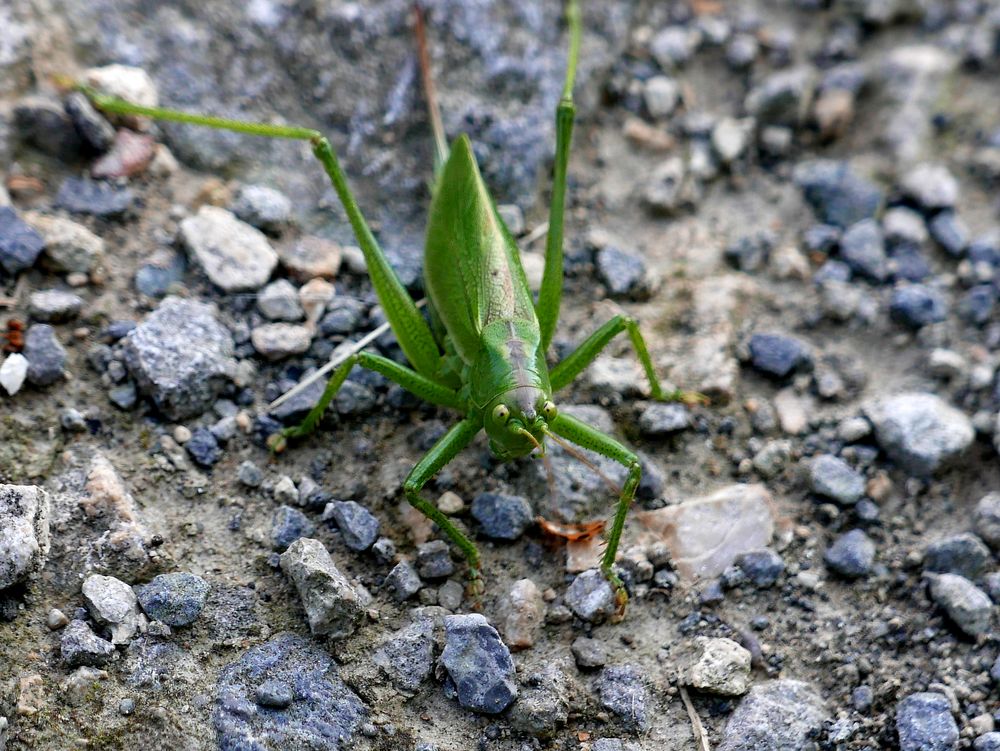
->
[521,220,549,247]
[679,686,712,751]
[542,426,620,494]
[413,3,448,169]
[268,298,427,410]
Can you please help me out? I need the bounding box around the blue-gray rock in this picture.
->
[928,573,992,637]
[803,224,841,255]
[889,245,931,282]
[929,211,968,257]
[596,246,647,298]
[232,184,293,232]
[726,33,759,70]
[923,534,991,580]
[319,298,365,336]
[734,549,785,588]
[890,284,948,328]
[896,692,958,751]
[572,636,608,669]
[236,461,263,488]
[853,685,874,712]
[718,679,829,751]
[184,427,222,467]
[0,207,45,274]
[638,403,690,436]
[23,324,66,386]
[839,219,888,282]
[108,383,138,410]
[975,493,1000,551]
[592,741,641,751]
[509,663,571,739]
[824,530,875,578]
[958,286,995,326]
[55,178,134,217]
[61,619,115,667]
[440,613,517,714]
[134,251,185,297]
[323,500,380,551]
[883,206,928,248]
[983,572,1000,603]
[596,664,649,733]
[272,505,315,552]
[373,619,434,693]
[968,232,1000,267]
[64,91,115,152]
[808,454,865,505]
[14,96,83,158]
[793,160,883,228]
[470,492,533,541]
[975,733,1000,751]
[864,392,974,476]
[385,560,422,601]
[215,632,367,750]
[725,231,774,272]
[745,67,814,127]
[416,539,455,579]
[122,297,235,420]
[566,569,617,624]
[334,379,377,416]
[135,572,209,627]
[748,332,810,378]
[992,655,1000,684]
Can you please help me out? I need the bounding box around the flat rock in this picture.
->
[373,618,434,693]
[793,159,883,228]
[135,572,209,627]
[60,620,115,668]
[596,664,649,733]
[214,632,367,751]
[279,538,364,639]
[0,485,51,589]
[122,296,235,420]
[28,289,84,322]
[638,484,775,580]
[23,324,67,386]
[180,205,278,292]
[809,454,865,504]
[251,322,312,360]
[55,178,134,217]
[896,692,959,751]
[718,679,830,751]
[864,392,974,476]
[565,569,617,624]
[24,212,104,274]
[440,613,518,714]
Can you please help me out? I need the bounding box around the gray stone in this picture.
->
[0,485,51,590]
[272,505,316,552]
[638,403,690,436]
[237,461,263,488]
[438,579,464,611]
[923,534,992,580]
[373,618,434,693]
[596,246,647,298]
[975,733,1000,751]
[279,538,364,639]
[643,76,680,118]
[745,67,814,126]
[808,454,864,505]
[14,96,82,158]
[24,212,104,274]
[793,160,883,228]
[232,184,293,232]
[883,206,928,247]
[974,493,1000,550]
[890,284,948,329]
[441,613,517,714]
[385,560,421,601]
[122,297,235,420]
[323,500,380,551]
[0,207,45,274]
[718,679,829,751]
[864,392,974,476]
[824,530,876,578]
[64,91,115,152]
[135,572,209,627]
[928,573,992,637]
[509,663,570,738]
[649,25,696,68]
[566,569,617,624]
[748,333,810,378]
[28,290,83,323]
[256,279,303,321]
[597,664,649,733]
[251,322,312,360]
[416,540,455,579]
[470,492,533,541]
[60,620,115,668]
[735,549,785,588]
[23,324,66,386]
[180,205,277,291]
[677,637,752,695]
[82,574,145,645]
[572,636,608,669]
[184,427,222,467]
[929,212,968,257]
[214,633,367,751]
[900,163,959,212]
[712,117,754,164]
[840,219,888,282]
[896,692,959,751]
[55,178,133,217]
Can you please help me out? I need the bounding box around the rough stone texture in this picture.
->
[717,680,830,751]
[0,206,45,274]
[23,324,66,386]
[279,537,364,639]
[0,485,50,590]
[23,212,104,274]
[500,577,544,649]
[808,454,865,505]
[180,205,278,291]
[896,692,959,751]
[214,632,367,751]
[81,574,145,644]
[928,574,992,637]
[565,569,617,624]
[60,620,115,668]
[974,493,1000,550]
[638,484,775,579]
[824,530,876,578]
[864,393,974,476]
[324,500,380,551]
[440,613,518,714]
[122,296,235,420]
[135,573,209,627]
[923,534,992,580]
[470,492,533,540]
[372,618,434,693]
[596,664,649,733]
[677,637,752,696]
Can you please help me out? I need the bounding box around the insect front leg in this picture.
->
[548,411,640,622]
[402,418,485,600]
[548,314,707,404]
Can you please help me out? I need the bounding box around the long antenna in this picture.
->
[413,4,448,169]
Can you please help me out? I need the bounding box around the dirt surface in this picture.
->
[2,1,1000,750]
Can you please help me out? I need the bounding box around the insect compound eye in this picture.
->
[541,400,558,420]
[492,404,510,424]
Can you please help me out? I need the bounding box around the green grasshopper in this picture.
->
[75,0,702,618]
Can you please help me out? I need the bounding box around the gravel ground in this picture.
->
[2,1,1000,749]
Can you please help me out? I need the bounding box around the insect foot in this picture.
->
[602,565,629,624]
[661,387,711,406]
[466,568,486,611]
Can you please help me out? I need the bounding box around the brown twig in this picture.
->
[679,686,712,751]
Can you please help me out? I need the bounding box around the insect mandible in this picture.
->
[75,0,704,620]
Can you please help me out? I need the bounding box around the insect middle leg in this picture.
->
[548,411,640,621]
[272,350,462,450]
[549,314,707,403]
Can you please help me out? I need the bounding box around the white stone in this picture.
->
[643,76,680,118]
[0,485,51,589]
[180,206,278,292]
[24,212,105,274]
[0,353,28,395]
[84,65,159,108]
[81,574,145,644]
[251,323,312,360]
[678,637,752,695]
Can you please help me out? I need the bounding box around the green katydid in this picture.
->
[74,0,704,619]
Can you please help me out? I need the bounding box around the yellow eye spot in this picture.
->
[492,404,510,423]
[542,400,557,420]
